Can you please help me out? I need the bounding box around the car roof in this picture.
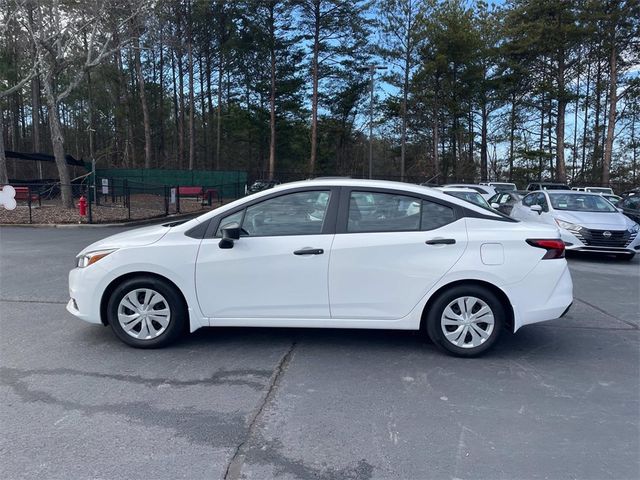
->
[445,183,492,187]
[535,190,607,197]
[436,187,480,193]
[186,178,504,225]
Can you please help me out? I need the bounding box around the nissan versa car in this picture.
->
[511,190,640,260]
[68,179,573,357]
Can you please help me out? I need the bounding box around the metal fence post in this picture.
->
[164,185,169,216]
[27,185,32,224]
[87,184,93,224]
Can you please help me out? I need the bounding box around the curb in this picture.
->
[0,211,204,228]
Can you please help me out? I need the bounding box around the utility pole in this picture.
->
[359,64,386,179]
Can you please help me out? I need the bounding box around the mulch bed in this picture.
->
[0,194,220,225]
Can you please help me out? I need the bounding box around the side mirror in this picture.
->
[617,208,624,214]
[530,205,543,214]
[219,222,241,249]
[491,203,500,209]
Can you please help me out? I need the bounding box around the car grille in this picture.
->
[574,229,636,248]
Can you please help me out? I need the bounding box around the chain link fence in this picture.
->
[0,176,245,225]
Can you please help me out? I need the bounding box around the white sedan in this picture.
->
[510,190,640,260]
[68,179,573,357]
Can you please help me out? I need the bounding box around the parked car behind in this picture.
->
[436,187,494,210]
[511,190,640,260]
[443,184,496,200]
[488,191,524,215]
[526,182,571,191]
[601,193,622,206]
[247,179,280,194]
[480,182,517,192]
[619,195,640,224]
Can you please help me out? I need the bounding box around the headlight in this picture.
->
[555,219,583,233]
[630,223,640,234]
[76,248,117,268]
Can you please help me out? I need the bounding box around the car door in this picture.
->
[195,188,337,319]
[517,192,546,222]
[328,189,467,320]
[621,197,640,224]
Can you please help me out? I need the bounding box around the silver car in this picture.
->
[511,190,640,260]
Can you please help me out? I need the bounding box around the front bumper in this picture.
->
[560,228,639,254]
[67,265,107,325]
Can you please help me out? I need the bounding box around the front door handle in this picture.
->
[293,248,324,255]
[425,238,456,245]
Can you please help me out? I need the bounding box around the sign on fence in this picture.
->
[170,187,176,204]
[101,178,109,194]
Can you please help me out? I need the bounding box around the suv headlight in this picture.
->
[555,219,583,233]
[76,248,117,268]
[629,223,640,234]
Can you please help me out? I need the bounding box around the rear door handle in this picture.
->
[425,238,456,245]
[293,248,324,255]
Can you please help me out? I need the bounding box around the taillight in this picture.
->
[526,239,565,259]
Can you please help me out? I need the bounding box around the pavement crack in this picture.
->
[223,341,297,480]
[0,298,67,305]
[575,297,639,330]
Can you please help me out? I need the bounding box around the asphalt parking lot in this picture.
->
[1,225,638,480]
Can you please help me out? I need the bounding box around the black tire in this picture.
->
[425,285,505,357]
[616,253,635,261]
[107,276,187,348]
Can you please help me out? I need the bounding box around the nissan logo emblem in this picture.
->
[603,231,612,238]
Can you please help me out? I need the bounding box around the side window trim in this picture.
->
[335,187,461,234]
[205,186,340,239]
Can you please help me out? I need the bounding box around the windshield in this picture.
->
[549,193,617,212]
[445,191,492,210]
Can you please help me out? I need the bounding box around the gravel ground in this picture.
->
[0,195,214,224]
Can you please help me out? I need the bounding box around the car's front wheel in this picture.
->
[107,276,187,348]
[426,285,505,357]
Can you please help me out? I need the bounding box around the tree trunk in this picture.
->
[187,0,195,171]
[43,79,73,208]
[268,2,276,180]
[198,52,207,166]
[508,92,515,182]
[171,47,180,168]
[158,30,165,166]
[178,50,185,169]
[134,35,153,169]
[31,77,42,179]
[205,43,214,169]
[602,42,617,186]
[0,112,8,184]
[480,100,487,181]
[432,102,439,180]
[592,61,603,180]
[309,0,320,176]
[216,63,222,170]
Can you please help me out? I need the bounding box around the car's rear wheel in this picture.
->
[107,276,187,348]
[426,285,504,357]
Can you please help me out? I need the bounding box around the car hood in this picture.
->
[78,224,171,255]
[554,211,634,230]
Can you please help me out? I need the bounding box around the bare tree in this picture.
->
[0,1,36,184]
[17,0,148,207]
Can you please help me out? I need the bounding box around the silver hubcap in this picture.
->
[441,296,495,349]
[117,288,171,340]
